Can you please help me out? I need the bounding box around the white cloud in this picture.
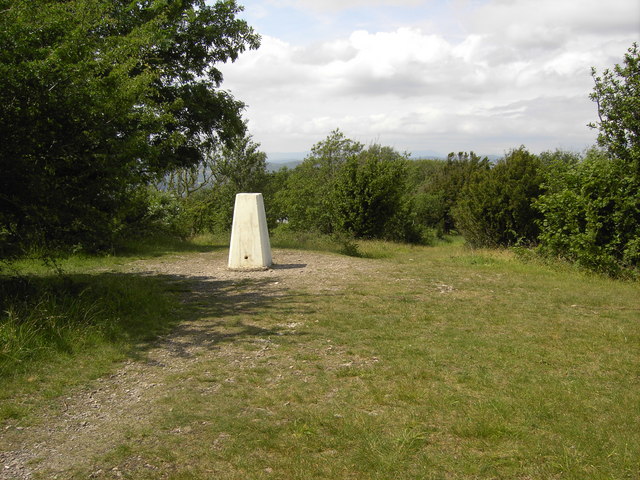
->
[221,0,639,156]
[468,0,639,36]
[270,0,425,13]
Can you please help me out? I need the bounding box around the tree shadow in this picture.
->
[127,272,316,361]
[113,241,227,259]
[0,268,316,374]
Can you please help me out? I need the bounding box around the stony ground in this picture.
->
[0,249,379,479]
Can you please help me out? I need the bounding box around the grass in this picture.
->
[2,237,639,478]
[0,237,213,420]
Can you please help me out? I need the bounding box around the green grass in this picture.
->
[0,238,205,420]
[270,229,350,254]
[268,228,443,258]
[2,238,639,478]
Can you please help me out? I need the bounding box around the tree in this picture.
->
[275,129,363,233]
[195,133,269,233]
[589,43,640,171]
[536,150,640,277]
[535,44,640,277]
[453,147,543,248]
[262,167,292,230]
[333,144,419,241]
[0,0,259,256]
[163,131,267,196]
[158,132,268,235]
[410,152,490,235]
[212,133,268,193]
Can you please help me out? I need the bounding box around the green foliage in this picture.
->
[333,145,417,241]
[331,232,363,257]
[273,132,424,243]
[453,147,543,248]
[274,129,364,234]
[538,149,582,168]
[536,149,640,277]
[535,44,640,277]
[404,160,447,233]
[408,153,490,235]
[188,134,269,234]
[154,133,269,236]
[131,188,194,240]
[212,133,269,194]
[0,0,259,257]
[590,43,640,171]
[263,167,292,229]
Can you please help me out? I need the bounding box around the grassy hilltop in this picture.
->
[1,236,638,479]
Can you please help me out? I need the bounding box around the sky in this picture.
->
[218,0,640,160]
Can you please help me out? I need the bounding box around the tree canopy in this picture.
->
[274,129,364,234]
[532,44,640,276]
[590,42,640,171]
[452,147,543,248]
[0,0,259,256]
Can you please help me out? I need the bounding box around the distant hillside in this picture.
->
[411,151,502,162]
[266,160,302,172]
[265,151,502,172]
[265,152,305,172]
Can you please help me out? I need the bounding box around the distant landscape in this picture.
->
[266,151,504,171]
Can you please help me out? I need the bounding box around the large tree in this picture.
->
[535,44,640,276]
[590,42,640,171]
[0,0,259,255]
[274,129,364,234]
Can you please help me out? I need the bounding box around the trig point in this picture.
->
[228,193,272,271]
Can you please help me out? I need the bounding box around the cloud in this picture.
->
[221,0,639,156]
[270,0,426,13]
[292,39,358,65]
[467,0,639,56]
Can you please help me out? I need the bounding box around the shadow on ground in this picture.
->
[136,271,315,360]
[0,266,315,376]
[114,241,227,259]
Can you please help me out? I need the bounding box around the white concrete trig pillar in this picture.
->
[228,193,272,270]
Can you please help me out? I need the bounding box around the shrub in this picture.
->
[407,154,491,235]
[274,129,363,234]
[534,44,640,277]
[453,147,543,248]
[119,188,193,242]
[333,145,423,243]
[536,149,640,277]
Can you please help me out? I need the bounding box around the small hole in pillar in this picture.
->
[244,256,248,260]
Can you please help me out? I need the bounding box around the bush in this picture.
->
[406,154,491,235]
[333,145,423,243]
[536,149,640,277]
[274,129,363,234]
[118,188,193,242]
[453,147,543,248]
[530,45,640,277]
